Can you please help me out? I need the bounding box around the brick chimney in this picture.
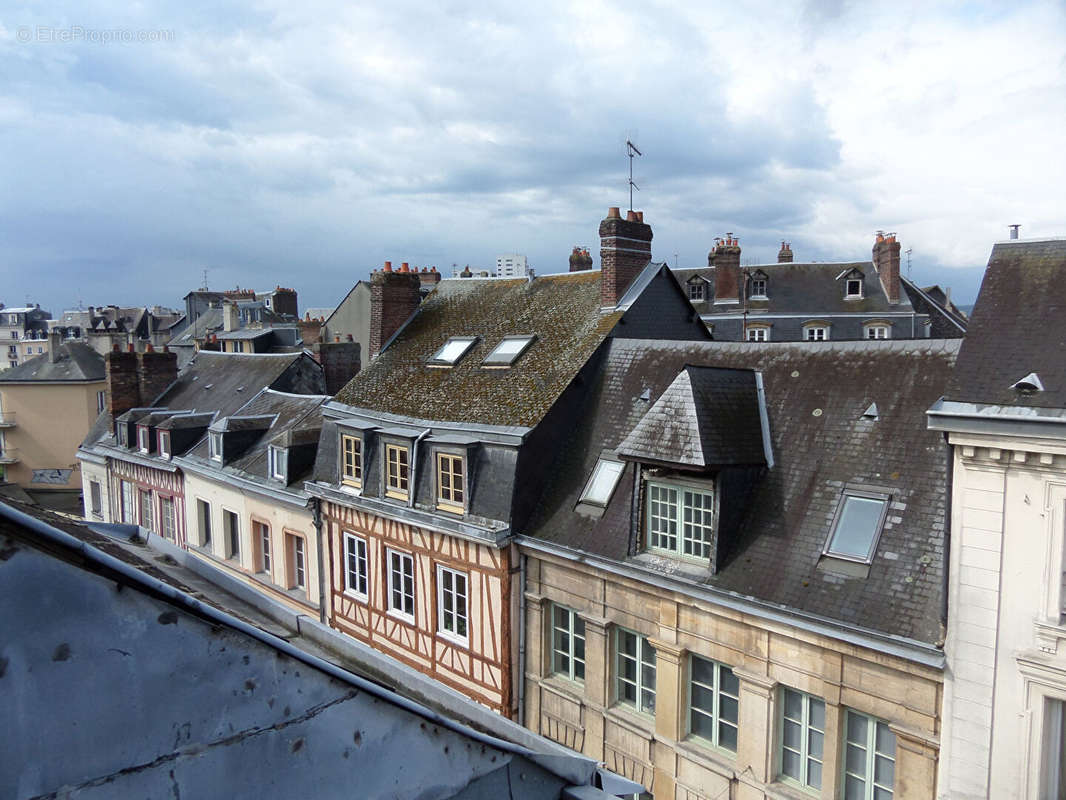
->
[313,338,361,394]
[369,262,422,359]
[599,207,653,307]
[419,267,441,289]
[271,286,298,317]
[777,242,793,263]
[569,246,593,272]
[105,345,141,418]
[709,235,742,304]
[137,345,178,405]
[223,300,240,332]
[872,232,901,304]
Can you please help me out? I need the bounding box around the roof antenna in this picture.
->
[201,267,209,291]
[905,248,912,279]
[626,139,642,212]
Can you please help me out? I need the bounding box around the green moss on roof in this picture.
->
[335,272,621,427]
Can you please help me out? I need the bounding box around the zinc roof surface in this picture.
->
[0,342,104,383]
[334,272,622,427]
[946,239,1066,409]
[525,337,959,644]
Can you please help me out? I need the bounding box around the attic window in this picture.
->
[268,445,287,482]
[483,335,536,367]
[429,336,477,367]
[579,459,625,507]
[846,279,863,298]
[823,492,889,563]
[750,278,767,298]
[159,431,171,459]
[137,426,150,454]
[688,281,705,302]
[209,431,223,462]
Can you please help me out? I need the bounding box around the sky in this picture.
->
[1,0,1063,314]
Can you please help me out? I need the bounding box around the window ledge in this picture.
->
[629,551,713,581]
[1034,619,1066,654]
[763,780,821,800]
[673,736,738,775]
[386,609,415,626]
[435,502,465,515]
[605,703,656,735]
[540,674,586,698]
[342,588,368,603]
[385,490,409,501]
[435,630,470,649]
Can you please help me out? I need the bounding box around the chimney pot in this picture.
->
[146,343,154,352]
[636,211,644,223]
[400,262,409,273]
[112,343,120,352]
[127,343,135,352]
[626,210,639,222]
[383,261,393,272]
[607,206,621,219]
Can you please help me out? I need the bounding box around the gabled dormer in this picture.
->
[113,408,165,449]
[156,412,214,459]
[135,411,187,455]
[747,269,769,300]
[207,414,276,466]
[616,365,771,573]
[837,267,866,300]
[267,425,321,486]
[686,274,709,303]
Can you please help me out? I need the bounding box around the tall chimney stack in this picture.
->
[710,234,742,304]
[105,346,141,418]
[777,242,793,263]
[569,247,593,273]
[223,300,240,333]
[599,207,653,307]
[137,347,178,406]
[369,263,422,359]
[872,232,901,304]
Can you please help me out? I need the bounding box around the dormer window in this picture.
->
[341,434,363,487]
[209,431,223,462]
[746,324,770,342]
[428,336,477,367]
[579,459,625,507]
[803,321,830,342]
[385,443,410,500]
[435,452,465,513]
[688,280,705,301]
[846,279,863,298]
[483,335,536,367]
[864,321,891,340]
[268,445,287,482]
[137,426,151,454]
[647,481,716,560]
[823,491,889,563]
[750,278,767,298]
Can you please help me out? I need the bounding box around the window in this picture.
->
[341,434,363,487]
[482,335,536,367]
[843,710,896,800]
[254,521,272,574]
[746,326,769,342]
[579,459,625,506]
[224,509,240,560]
[804,326,828,341]
[750,278,767,298]
[160,497,176,541]
[865,325,890,340]
[385,444,410,499]
[436,452,464,512]
[437,566,468,641]
[824,492,889,563]
[209,431,223,461]
[428,336,477,366]
[139,489,153,531]
[288,534,307,592]
[779,687,825,791]
[689,655,739,752]
[7,345,16,355]
[551,604,586,682]
[343,533,368,598]
[647,483,715,559]
[159,431,171,459]
[846,279,863,297]
[688,281,705,301]
[89,481,102,517]
[269,446,287,482]
[196,498,211,546]
[137,426,150,453]
[120,480,136,524]
[387,549,415,620]
[616,628,656,714]
[1041,698,1066,800]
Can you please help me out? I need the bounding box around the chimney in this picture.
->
[419,267,441,288]
[569,246,593,272]
[599,207,653,307]
[137,346,178,406]
[872,232,901,304]
[105,345,141,418]
[369,263,422,359]
[709,234,742,304]
[223,300,240,332]
[777,241,793,263]
[312,339,361,394]
[1009,224,1020,240]
[48,330,62,363]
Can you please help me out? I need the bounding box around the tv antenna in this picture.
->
[626,139,642,212]
[201,268,209,291]
[905,248,912,279]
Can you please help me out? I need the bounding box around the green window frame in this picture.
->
[688,655,739,752]
[646,482,715,559]
[843,710,896,799]
[615,628,656,714]
[551,604,585,682]
[779,687,825,791]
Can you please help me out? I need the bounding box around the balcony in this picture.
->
[0,448,19,464]
[0,412,14,427]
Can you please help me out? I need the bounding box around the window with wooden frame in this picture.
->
[196,498,211,546]
[387,549,415,620]
[746,325,770,342]
[89,481,102,517]
[646,481,716,560]
[551,604,586,682]
[343,532,368,598]
[139,489,153,532]
[436,452,465,513]
[120,480,136,524]
[223,509,240,560]
[615,627,656,714]
[436,565,468,642]
[779,687,826,791]
[385,443,410,500]
[688,655,739,752]
[254,520,272,575]
[842,709,896,800]
[268,446,287,482]
[158,431,171,459]
[137,426,150,453]
[160,496,176,541]
[688,280,705,301]
[341,434,363,487]
[209,431,223,462]
[287,533,307,594]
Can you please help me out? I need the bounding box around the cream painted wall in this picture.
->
[0,381,104,488]
[80,459,111,522]
[524,551,942,800]
[183,471,320,615]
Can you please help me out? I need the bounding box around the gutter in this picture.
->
[754,371,775,469]
[312,497,326,625]
[409,428,432,509]
[516,536,945,669]
[518,552,527,727]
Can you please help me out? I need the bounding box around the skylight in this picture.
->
[579,459,625,506]
[824,493,888,562]
[429,336,477,366]
[483,335,536,367]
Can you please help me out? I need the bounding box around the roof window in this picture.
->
[579,459,625,506]
[823,492,889,563]
[428,336,477,367]
[483,335,536,367]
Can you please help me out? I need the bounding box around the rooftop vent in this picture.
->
[1011,372,1044,393]
[1009,224,1021,240]
[861,402,879,420]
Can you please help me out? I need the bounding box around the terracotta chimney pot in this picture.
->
[400,262,410,273]
[127,343,135,352]
[146,343,154,353]
[384,261,393,272]
[608,206,621,219]
[626,210,639,222]
[636,211,644,223]
[112,343,120,352]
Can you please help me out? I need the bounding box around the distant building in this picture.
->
[57,305,184,356]
[0,304,52,370]
[496,253,530,277]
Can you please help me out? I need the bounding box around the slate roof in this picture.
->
[946,239,1066,409]
[0,342,104,383]
[524,338,960,645]
[334,273,623,428]
[617,366,766,468]
[167,308,222,347]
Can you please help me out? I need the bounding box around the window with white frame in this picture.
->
[139,489,153,531]
[647,482,715,559]
[387,549,415,619]
[615,628,656,714]
[579,459,625,506]
[779,687,825,791]
[843,710,896,800]
[96,391,106,415]
[437,566,468,641]
[746,326,769,342]
[158,431,171,459]
[138,426,150,453]
[254,521,271,574]
[483,335,536,367]
[1040,698,1066,799]
[689,655,739,752]
[343,532,368,598]
[160,496,176,540]
[551,604,586,682]
[209,431,223,461]
[196,498,211,546]
[287,533,306,592]
[385,444,410,499]
[804,325,828,341]
[824,492,889,563]
[750,278,768,298]
[268,446,287,482]
[688,281,705,301]
[120,480,136,524]
[865,324,890,340]
[428,336,477,366]
[846,278,863,297]
[341,434,362,487]
[89,480,102,517]
[223,509,240,560]
[436,452,465,512]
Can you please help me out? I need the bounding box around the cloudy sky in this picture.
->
[1,0,1063,314]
